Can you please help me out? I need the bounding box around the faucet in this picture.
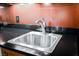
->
[35,18,46,34]
[35,18,48,47]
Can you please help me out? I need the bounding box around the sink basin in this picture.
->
[8,31,62,54]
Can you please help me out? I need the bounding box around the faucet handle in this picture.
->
[35,19,39,24]
[35,18,47,28]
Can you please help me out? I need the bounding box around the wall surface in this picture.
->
[74,4,79,29]
[0,3,79,29]
[0,8,6,23]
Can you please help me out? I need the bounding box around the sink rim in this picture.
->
[7,31,62,53]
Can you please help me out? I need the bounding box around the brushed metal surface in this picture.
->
[8,31,62,55]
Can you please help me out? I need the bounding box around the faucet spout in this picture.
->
[35,19,46,34]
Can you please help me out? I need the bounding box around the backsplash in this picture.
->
[0,3,79,29]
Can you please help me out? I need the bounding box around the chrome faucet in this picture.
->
[35,18,46,34]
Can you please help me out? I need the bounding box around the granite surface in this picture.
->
[0,24,78,56]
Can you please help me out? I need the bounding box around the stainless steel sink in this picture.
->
[8,31,62,55]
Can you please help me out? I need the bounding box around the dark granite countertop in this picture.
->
[0,24,78,56]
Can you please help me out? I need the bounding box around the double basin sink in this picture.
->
[8,31,62,55]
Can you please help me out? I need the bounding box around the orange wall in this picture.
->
[0,4,79,29]
[6,4,43,24]
[0,8,7,22]
[74,4,79,28]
